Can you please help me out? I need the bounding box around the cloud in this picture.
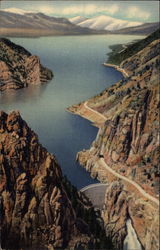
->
[62,4,119,16]
[126,6,150,20]
[36,6,56,15]
[36,4,119,16]
[105,4,119,15]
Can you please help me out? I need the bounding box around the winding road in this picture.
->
[100,158,159,206]
[84,101,106,122]
[84,101,159,207]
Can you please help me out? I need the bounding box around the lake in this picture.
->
[0,34,144,188]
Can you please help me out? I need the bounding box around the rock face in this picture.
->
[0,38,53,91]
[87,38,160,197]
[102,181,159,250]
[102,182,128,249]
[0,111,97,249]
[69,32,160,250]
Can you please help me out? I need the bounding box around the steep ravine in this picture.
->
[0,111,115,249]
[69,31,160,250]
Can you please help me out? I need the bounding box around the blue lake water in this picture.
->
[0,34,144,188]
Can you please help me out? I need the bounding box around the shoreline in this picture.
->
[67,62,128,126]
[66,102,105,128]
[103,62,129,78]
[74,102,159,206]
[67,62,159,205]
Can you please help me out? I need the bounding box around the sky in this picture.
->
[0,1,159,22]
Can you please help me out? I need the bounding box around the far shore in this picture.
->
[0,28,150,38]
[0,28,108,38]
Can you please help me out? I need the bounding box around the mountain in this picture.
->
[69,15,143,31]
[1,8,158,37]
[0,110,114,249]
[69,15,159,35]
[113,22,160,35]
[68,30,160,250]
[0,9,107,37]
[0,38,53,91]
[69,16,88,25]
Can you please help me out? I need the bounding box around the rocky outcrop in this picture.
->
[102,181,159,250]
[102,182,128,249]
[69,34,160,249]
[73,38,160,197]
[0,38,53,91]
[87,39,160,197]
[0,111,105,249]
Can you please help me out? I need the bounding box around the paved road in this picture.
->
[99,158,159,206]
[84,102,159,207]
[84,101,106,121]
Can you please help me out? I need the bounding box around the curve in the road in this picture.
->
[99,158,159,206]
[84,102,106,121]
[84,102,159,207]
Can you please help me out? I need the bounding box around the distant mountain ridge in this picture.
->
[0,8,159,36]
[69,15,143,31]
[0,9,106,37]
[114,22,160,35]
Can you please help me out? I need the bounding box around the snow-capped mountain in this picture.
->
[69,15,143,31]
[0,8,159,37]
[0,8,101,36]
[69,16,88,25]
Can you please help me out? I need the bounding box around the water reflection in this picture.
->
[0,83,48,105]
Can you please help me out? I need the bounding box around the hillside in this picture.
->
[68,31,160,250]
[113,22,159,35]
[69,15,159,35]
[0,111,114,249]
[0,10,107,37]
[0,9,159,36]
[107,28,160,65]
[0,38,53,91]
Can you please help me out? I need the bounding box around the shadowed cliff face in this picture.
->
[70,33,160,250]
[0,111,95,249]
[0,38,53,91]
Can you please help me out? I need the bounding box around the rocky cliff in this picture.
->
[68,31,160,249]
[0,111,114,249]
[0,38,53,91]
[102,181,159,250]
[85,38,160,197]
